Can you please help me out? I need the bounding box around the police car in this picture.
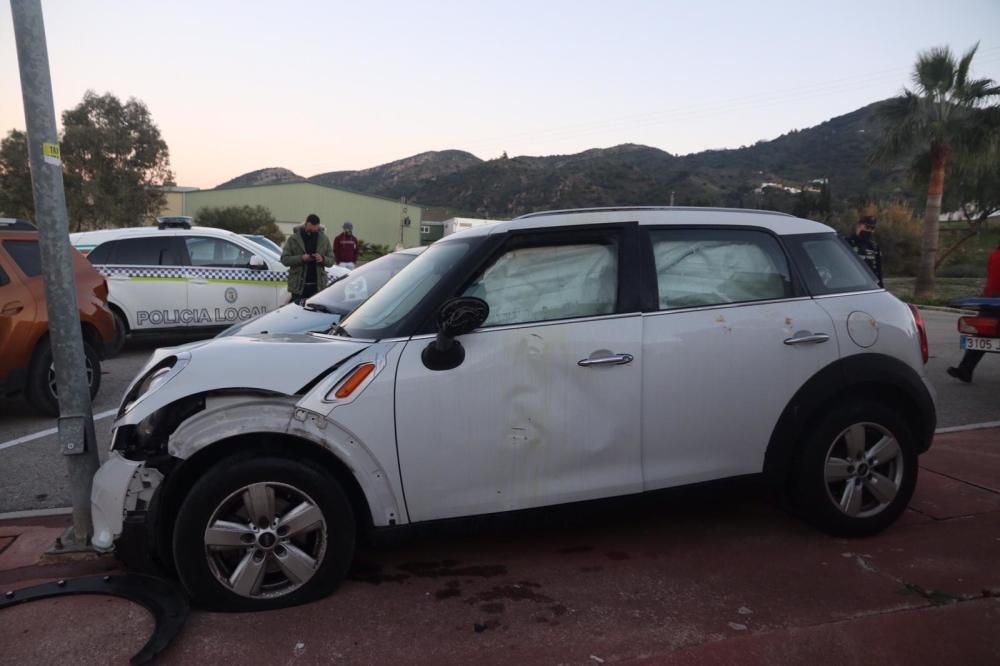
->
[71,218,349,346]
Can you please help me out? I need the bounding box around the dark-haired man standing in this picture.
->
[281,213,334,303]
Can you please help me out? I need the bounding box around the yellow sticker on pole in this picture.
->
[42,142,61,166]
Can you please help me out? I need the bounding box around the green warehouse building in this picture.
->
[180,182,424,249]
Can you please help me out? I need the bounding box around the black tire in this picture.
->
[25,338,102,417]
[107,308,128,357]
[791,401,917,537]
[172,456,355,611]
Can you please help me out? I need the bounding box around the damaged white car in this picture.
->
[91,207,936,611]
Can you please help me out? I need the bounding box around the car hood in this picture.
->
[216,303,343,338]
[119,334,371,423]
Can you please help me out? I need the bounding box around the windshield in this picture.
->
[307,251,420,314]
[339,241,473,338]
[250,235,283,254]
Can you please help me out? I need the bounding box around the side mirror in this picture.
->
[422,297,489,371]
[249,255,266,270]
[438,296,489,337]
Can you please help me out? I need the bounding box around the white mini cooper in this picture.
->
[91,207,936,611]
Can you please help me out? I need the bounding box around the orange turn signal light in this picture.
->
[333,363,376,399]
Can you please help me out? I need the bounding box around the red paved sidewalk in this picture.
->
[1,428,998,665]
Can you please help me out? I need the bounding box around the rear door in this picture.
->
[100,236,189,330]
[639,227,840,489]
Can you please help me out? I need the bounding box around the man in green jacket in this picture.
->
[281,213,335,302]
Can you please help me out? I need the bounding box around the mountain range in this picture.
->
[217,100,912,219]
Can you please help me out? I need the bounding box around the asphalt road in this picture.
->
[0,309,996,514]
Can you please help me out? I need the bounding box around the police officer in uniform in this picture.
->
[845,215,883,287]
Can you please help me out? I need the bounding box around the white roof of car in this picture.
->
[70,225,245,243]
[444,207,833,240]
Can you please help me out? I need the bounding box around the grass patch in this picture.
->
[884,277,985,307]
[937,222,1000,278]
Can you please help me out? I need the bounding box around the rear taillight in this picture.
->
[957,316,1000,338]
[908,304,929,364]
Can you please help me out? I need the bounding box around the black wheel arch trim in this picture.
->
[0,573,189,665]
[764,353,936,486]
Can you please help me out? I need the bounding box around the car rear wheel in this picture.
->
[791,401,917,537]
[26,338,101,417]
[172,456,355,611]
[107,308,128,357]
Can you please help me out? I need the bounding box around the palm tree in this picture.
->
[875,43,999,299]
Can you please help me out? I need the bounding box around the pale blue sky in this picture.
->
[2,0,999,188]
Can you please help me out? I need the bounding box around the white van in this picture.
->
[71,224,349,346]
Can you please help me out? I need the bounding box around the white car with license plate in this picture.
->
[71,224,349,349]
[90,207,937,611]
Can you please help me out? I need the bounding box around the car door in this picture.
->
[394,225,643,522]
[640,227,840,489]
[183,235,276,327]
[0,245,37,382]
[92,236,189,331]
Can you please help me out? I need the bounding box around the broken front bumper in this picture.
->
[91,451,163,551]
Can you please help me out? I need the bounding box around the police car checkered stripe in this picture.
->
[96,265,294,283]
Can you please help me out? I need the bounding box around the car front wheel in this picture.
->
[172,455,355,611]
[792,402,918,537]
[26,338,101,417]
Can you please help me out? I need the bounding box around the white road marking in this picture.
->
[0,408,117,452]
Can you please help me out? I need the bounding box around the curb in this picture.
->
[0,507,72,521]
[936,421,1000,434]
[913,304,976,315]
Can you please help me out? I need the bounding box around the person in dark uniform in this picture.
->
[845,215,883,287]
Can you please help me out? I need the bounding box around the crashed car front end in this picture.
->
[89,334,382,555]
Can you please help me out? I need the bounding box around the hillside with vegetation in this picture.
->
[218,100,912,218]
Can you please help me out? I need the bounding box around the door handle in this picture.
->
[2,301,24,316]
[578,353,634,367]
[783,332,830,345]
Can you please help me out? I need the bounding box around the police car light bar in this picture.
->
[156,216,192,230]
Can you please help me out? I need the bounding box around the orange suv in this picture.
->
[0,218,116,415]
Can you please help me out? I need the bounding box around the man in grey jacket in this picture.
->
[281,213,335,302]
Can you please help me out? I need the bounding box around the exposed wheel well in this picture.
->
[150,433,374,573]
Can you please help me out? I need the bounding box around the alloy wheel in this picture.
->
[823,422,905,519]
[203,482,328,599]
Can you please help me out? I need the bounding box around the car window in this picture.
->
[650,229,792,310]
[86,241,113,264]
[3,240,42,277]
[0,263,9,287]
[462,241,618,326]
[105,237,183,266]
[185,237,254,268]
[784,233,879,295]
